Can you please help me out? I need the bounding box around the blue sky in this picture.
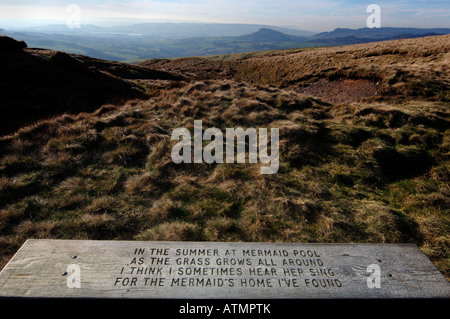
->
[1,0,449,31]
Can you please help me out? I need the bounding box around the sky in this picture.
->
[0,0,449,32]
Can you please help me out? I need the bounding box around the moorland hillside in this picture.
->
[0,35,448,278]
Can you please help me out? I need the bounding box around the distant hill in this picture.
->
[14,23,315,38]
[238,28,308,42]
[2,25,450,61]
[108,23,316,38]
[313,27,450,39]
[0,23,314,60]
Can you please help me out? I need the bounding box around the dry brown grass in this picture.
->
[228,35,449,96]
[0,35,449,278]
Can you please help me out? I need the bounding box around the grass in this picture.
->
[0,35,449,279]
[227,35,450,101]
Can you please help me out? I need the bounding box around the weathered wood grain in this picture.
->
[0,240,448,298]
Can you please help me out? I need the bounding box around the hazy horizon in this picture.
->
[1,0,449,32]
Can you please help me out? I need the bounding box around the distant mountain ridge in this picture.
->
[1,24,449,61]
[238,28,308,42]
[13,22,315,38]
[235,27,450,47]
[314,27,450,39]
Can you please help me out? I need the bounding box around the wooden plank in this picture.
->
[0,239,448,299]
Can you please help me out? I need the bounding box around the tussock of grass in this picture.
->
[137,222,203,241]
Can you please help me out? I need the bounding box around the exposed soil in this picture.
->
[297,78,380,104]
